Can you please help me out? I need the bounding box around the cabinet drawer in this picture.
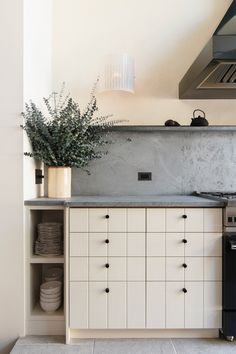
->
[70,257,88,281]
[204,282,222,328]
[108,282,126,328]
[166,233,185,257]
[89,209,108,232]
[203,209,222,232]
[70,233,88,256]
[204,257,222,281]
[108,233,126,256]
[185,282,204,328]
[146,282,165,328]
[127,209,145,232]
[166,282,185,328]
[204,233,222,257]
[185,233,203,257]
[185,209,203,232]
[127,233,145,256]
[108,257,126,281]
[127,282,145,328]
[147,233,165,256]
[89,282,107,328]
[127,257,145,281]
[89,257,107,281]
[166,209,185,233]
[166,257,184,281]
[147,209,165,232]
[108,209,126,232]
[89,233,108,257]
[185,257,203,281]
[70,208,88,233]
[147,257,165,281]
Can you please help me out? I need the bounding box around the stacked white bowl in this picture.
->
[40,280,62,312]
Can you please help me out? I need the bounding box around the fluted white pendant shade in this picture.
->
[101,53,135,93]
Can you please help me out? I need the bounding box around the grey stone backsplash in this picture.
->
[68,130,236,196]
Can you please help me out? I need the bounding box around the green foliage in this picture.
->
[22,82,118,169]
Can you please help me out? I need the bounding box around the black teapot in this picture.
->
[190,109,208,126]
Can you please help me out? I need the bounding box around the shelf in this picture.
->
[109,125,236,132]
[30,303,64,321]
[30,255,64,264]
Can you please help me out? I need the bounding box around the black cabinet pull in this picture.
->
[105,215,109,219]
[105,288,110,293]
[183,288,187,293]
[182,214,187,219]
[182,239,187,244]
[105,239,109,244]
[105,263,109,268]
[183,263,187,268]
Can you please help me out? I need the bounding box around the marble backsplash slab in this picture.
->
[69,131,236,196]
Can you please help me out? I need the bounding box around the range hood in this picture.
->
[179,1,236,99]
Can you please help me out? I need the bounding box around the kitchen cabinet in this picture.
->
[69,207,222,330]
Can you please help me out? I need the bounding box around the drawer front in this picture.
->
[70,257,88,281]
[127,233,145,256]
[166,209,185,233]
[70,233,88,257]
[89,209,108,232]
[204,282,222,328]
[166,282,185,328]
[185,233,203,257]
[89,257,107,281]
[147,209,165,232]
[166,233,185,257]
[185,257,204,281]
[204,233,222,257]
[70,208,88,233]
[127,208,145,232]
[185,209,203,232]
[108,209,127,232]
[147,233,165,256]
[166,257,184,281]
[108,282,126,328]
[146,282,165,328]
[204,257,222,281]
[185,282,204,328]
[127,257,145,281]
[147,257,165,281]
[108,257,126,281]
[89,282,107,328]
[203,209,222,233]
[89,233,108,257]
[108,233,126,256]
[127,282,145,328]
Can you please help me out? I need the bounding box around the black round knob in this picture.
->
[105,215,109,219]
[182,214,187,219]
[182,239,187,244]
[183,288,187,293]
[105,263,109,268]
[105,239,109,244]
[183,263,187,268]
[105,288,109,293]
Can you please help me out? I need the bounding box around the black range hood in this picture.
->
[179,1,236,99]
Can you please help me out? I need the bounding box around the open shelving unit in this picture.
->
[25,205,66,335]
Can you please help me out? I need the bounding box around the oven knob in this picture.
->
[228,217,233,223]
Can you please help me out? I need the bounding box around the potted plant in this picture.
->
[22,82,116,198]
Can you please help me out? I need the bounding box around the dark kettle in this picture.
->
[190,109,209,126]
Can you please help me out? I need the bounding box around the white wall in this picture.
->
[24,0,52,199]
[0,1,24,353]
[53,0,236,125]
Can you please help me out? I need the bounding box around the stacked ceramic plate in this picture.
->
[44,267,63,282]
[40,281,62,312]
[35,222,63,256]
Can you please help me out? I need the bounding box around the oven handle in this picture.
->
[229,240,236,250]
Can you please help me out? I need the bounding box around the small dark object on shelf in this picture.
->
[190,109,209,126]
[165,119,180,127]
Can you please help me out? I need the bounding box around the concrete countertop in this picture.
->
[24,195,224,207]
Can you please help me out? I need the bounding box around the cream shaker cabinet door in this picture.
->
[147,233,165,256]
[127,233,145,256]
[166,209,185,233]
[166,282,185,328]
[166,233,185,257]
[127,208,145,232]
[146,282,165,328]
[108,282,126,329]
[166,257,184,281]
[70,208,88,232]
[204,282,222,328]
[204,233,222,257]
[70,257,88,281]
[70,233,88,257]
[89,282,107,328]
[185,233,204,257]
[89,233,107,257]
[70,282,88,329]
[147,209,165,232]
[127,282,145,328]
[203,209,222,233]
[108,209,127,232]
[184,209,204,232]
[185,282,204,328]
[89,209,108,232]
[108,233,126,256]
